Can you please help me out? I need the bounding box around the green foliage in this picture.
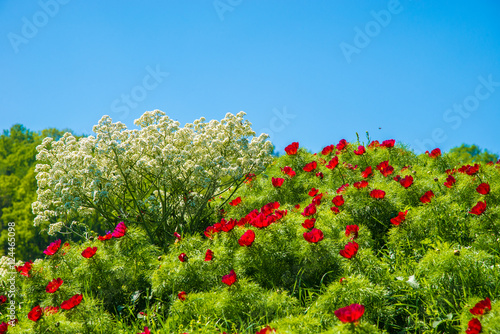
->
[448,144,499,164]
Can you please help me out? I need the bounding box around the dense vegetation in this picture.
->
[0,115,499,333]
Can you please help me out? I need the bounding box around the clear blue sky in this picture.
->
[1,0,499,156]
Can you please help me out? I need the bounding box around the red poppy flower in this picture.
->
[28,305,42,322]
[112,222,127,238]
[444,175,456,188]
[316,172,324,179]
[427,148,441,158]
[43,306,59,315]
[244,173,256,184]
[308,188,319,197]
[98,232,112,241]
[0,295,6,304]
[46,278,64,293]
[337,139,348,151]
[361,166,372,178]
[465,164,481,175]
[256,326,277,334]
[204,249,214,261]
[339,277,347,284]
[81,247,97,258]
[344,163,358,170]
[303,228,324,243]
[326,156,339,170]
[336,183,349,194]
[331,206,340,214]
[476,183,490,195]
[354,145,366,155]
[469,201,487,215]
[353,180,368,189]
[390,210,408,226]
[419,190,434,204]
[0,322,8,334]
[332,195,345,207]
[178,253,188,262]
[400,175,414,189]
[334,303,365,323]
[321,145,335,155]
[15,260,33,277]
[272,177,285,188]
[381,139,395,148]
[368,140,380,149]
[281,166,296,178]
[302,218,316,229]
[222,269,237,286]
[60,294,83,310]
[470,297,491,315]
[370,189,386,199]
[61,242,71,255]
[466,318,482,334]
[303,161,317,172]
[173,232,182,241]
[293,204,301,212]
[229,197,242,206]
[44,239,61,256]
[138,327,151,334]
[376,161,394,177]
[312,193,323,206]
[345,225,359,239]
[178,291,187,301]
[302,203,317,217]
[284,142,299,155]
[339,241,359,259]
[238,230,256,247]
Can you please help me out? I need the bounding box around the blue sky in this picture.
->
[1,0,500,156]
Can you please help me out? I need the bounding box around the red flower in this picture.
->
[112,222,127,238]
[272,177,285,188]
[381,139,395,148]
[316,172,324,179]
[331,206,340,214]
[98,232,112,241]
[368,140,380,149]
[0,322,8,334]
[326,156,339,170]
[376,161,394,177]
[138,327,151,334]
[308,188,319,197]
[399,175,413,189]
[222,269,237,286]
[312,194,323,206]
[60,294,83,310]
[427,148,441,158]
[361,166,372,178]
[245,173,256,184]
[476,183,490,195]
[337,139,348,151]
[370,189,386,199]
[339,241,359,259]
[303,228,324,243]
[302,203,317,217]
[256,325,277,334]
[336,183,349,194]
[204,249,214,261]
[178,291,187,301]
[46,278,63,293]
[281,166,296,178]
[444,175,456,188]
[344,163,358,170]
[229,197,242,206]
[332,195,345,207]
[15,260,33,277]
[353,180,368,189]
[44,239,61,256]
[238,230,256,247]
[470,297,491,315]
[334,303,365,323]
[174,232,182,241]
[419,190,434,204]
[284,142,299,155]
[466,318,482,334]
[469,201,487,215]
[43,306,59,315]
[390,210,408,226]
[302,218,316,229]
[345,225,359,239]
[321,145,335,155]
[81,247,97,258]
[0,295,6,304]
[28,305,42,322]
[353,145,366,155]
[303,161,317,172]
[178,253,188,262]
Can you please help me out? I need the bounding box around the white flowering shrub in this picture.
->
[32,110,273,246]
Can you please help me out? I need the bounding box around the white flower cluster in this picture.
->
[32,110,273,236]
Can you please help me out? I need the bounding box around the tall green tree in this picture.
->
[448,144,498,164]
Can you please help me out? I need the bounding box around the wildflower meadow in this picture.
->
[1,111,499,333]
